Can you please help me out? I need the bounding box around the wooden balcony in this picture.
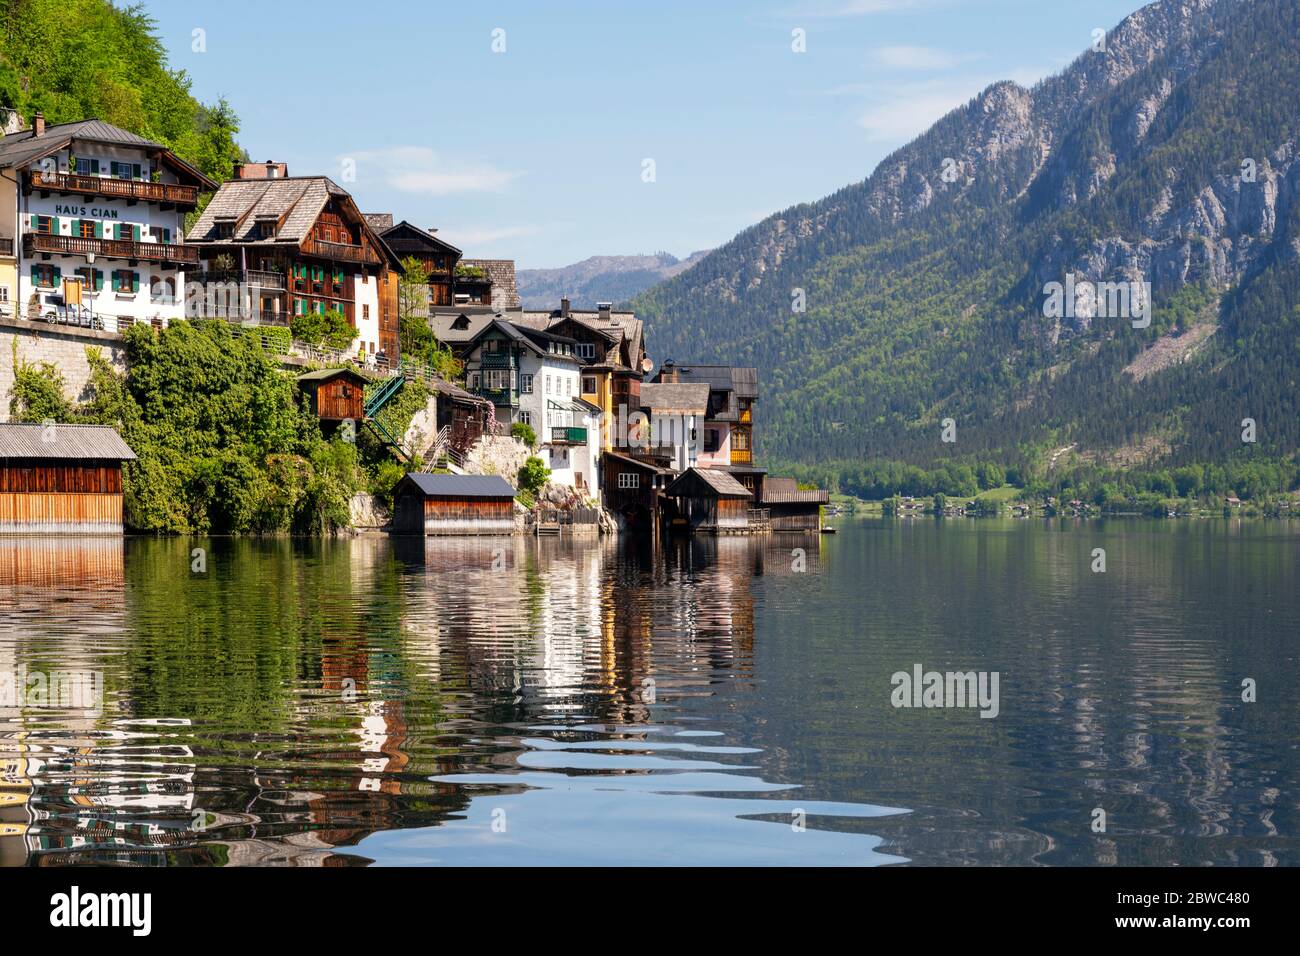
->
[28,169,201,207]
[301,237,380,265]
[730,447,753,465]
[24,232,199,265]
[480,351,515,369]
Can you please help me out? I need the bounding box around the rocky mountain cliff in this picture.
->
[634,0,1299,478]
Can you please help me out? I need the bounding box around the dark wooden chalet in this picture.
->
[601,451,673,535]
[296,367,370,422]
[762,477,829,531]
[391,473,516,536]
[663,467,753,534]
[0,423,136,534]
[375,220,461,308]
[427,376,496,455]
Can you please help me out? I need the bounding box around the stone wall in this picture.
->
[0,316,127,422]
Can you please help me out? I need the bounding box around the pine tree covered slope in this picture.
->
[632,0,1300,478]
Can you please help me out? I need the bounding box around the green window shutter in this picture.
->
[94,269,103,291]
[71,219,80,238]
[132,272,139,293]
[112,223,120,240]
[91,159,100,173]
[29,214,37,230]
[53,265,61,281]
[30,265,38,284]
[110,161,119,177]
[95,221,103,239]
[133,163,141,179]
[112,273,120,292]
[132,225,141,242]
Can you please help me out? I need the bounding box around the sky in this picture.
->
[149,0,1149,269]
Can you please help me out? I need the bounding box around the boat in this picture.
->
[820,526,837,534]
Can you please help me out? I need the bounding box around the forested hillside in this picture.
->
[0,0,243,181]
[633,0,1300,498]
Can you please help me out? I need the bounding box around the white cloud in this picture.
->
[444,224,543,247]
[872,45,983,70]
[789,0,946,17]
[348,146,520,196]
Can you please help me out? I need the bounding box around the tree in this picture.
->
[517,456,550,496]
[397,255,460,378]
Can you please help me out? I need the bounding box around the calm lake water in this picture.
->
[1,518,1297,866]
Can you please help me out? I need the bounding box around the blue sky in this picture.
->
[151,0,1148,269]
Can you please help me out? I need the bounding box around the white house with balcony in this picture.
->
[462,318,601,495]
[0,114,214,331]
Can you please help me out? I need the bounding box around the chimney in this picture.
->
[33,111,44,137]
[560,296,570,318]
[597,301,612,322]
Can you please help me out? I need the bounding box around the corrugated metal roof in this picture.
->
[762,477,829,504]
[401,473,515,498]
[0,423,136,460]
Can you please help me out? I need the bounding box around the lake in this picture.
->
[1,518,1297,866]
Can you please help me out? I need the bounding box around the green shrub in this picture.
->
[517,456,549,496]
[511,421,537,447]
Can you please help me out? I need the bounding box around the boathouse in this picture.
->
[663,467,753,534]
[762,478,829,531]
[296,367,370,422]
[0,423,136,534]
[391,473,516,535]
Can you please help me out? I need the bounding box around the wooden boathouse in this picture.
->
[0,423,136,534]
[391,473,516,535]
[663,467,754,534]
[762,478,830,531]
[296,367,369,422]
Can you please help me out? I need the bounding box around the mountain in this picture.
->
[518,250,710,309]
[633,0,1300,492]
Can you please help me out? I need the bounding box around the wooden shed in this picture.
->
[391,473,516,536]
[297,368,371,422]
[0,423,136,534]
[664,467,753,534]
[762,477,830,531]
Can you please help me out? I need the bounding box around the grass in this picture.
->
[975,484,1022,502]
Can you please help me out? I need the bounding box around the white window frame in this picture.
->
[521,373,533,394]
[618,472,640,489]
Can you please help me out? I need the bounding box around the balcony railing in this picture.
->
[480,351,514,369]
[29,169,201,206]
[24,232,200,264]
[730,447,753,465]
[477,386,518,408]
[201,269,287,290]
[301,237,379,265]
[550,426,587,444]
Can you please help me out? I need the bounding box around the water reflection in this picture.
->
[2,521,1296,866]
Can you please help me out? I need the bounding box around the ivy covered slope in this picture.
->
[633,0,1300,489]
[0,0,242,181]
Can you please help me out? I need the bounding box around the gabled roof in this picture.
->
[0,118,216,188]
[665,467,753,499]
[296,367,370,386]
[640,382,709,415]
[431,312,497,344]
[379,220,463,257]
[399,473,515,498]
[363,213,394,233]
[0,422,136,460]
[461,259,519,310]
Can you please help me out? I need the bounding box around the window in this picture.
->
[565,377,573,396]
[469,372,480,390]
[520,373,533,394]
[704,429,721,453]
[362,304,370,321]
[545,375,552,395]
[582,376,597,394]
[577,343,596,359]
[74,157,98,175]
[617,472,640,489]
[110,160,142,180]
[77,219,96,238]
[0,286,9,303]
[112,270,139,294]
[33,264,57,288]
[733,429,750,450]
[33,215,55,235]
[519,411,532,426]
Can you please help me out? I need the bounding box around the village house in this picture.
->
[184,167,402,362]
[663,467,754,534]
[371,219,460,309]
[0,114,215,331]
[637,381,709,472]
[521,298,650,453]
[459,318,600,493]
[296,367,369,425]
[0,422,136,534]
[391,473,516,536]
[652,362,763,497]
[761,477,829,531]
